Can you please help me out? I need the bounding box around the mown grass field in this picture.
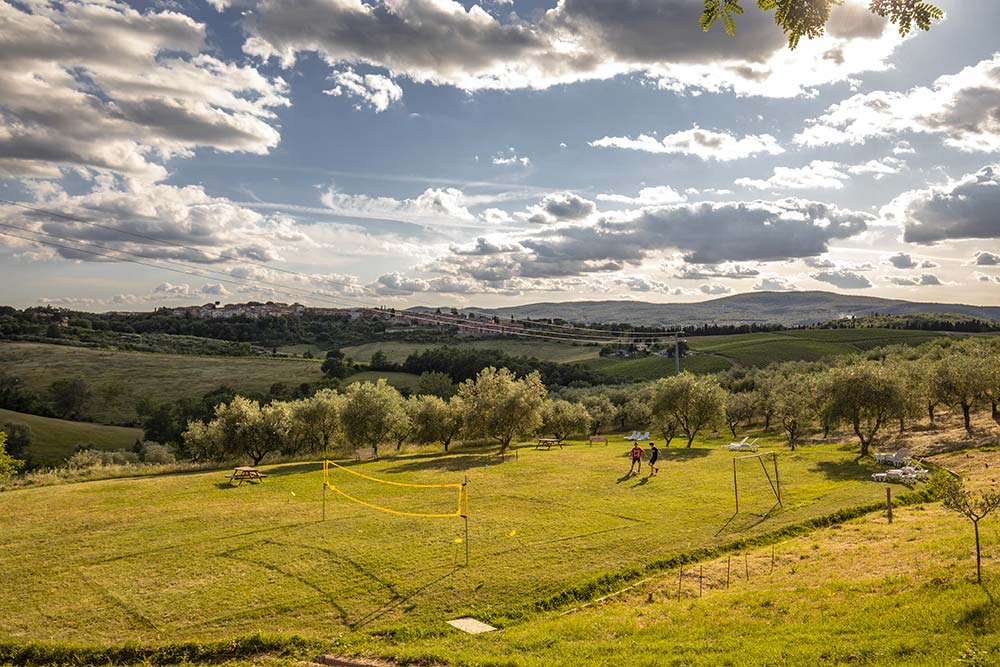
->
[0,342,326,425]
[0,432,897,648]
[0,408,143,465]
[341,340,603,364]
[686,328,947,368]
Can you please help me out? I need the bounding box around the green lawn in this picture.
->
[0,408,143,465]
[355,503,999,667]
[579,353,731,379]
[0,433,896,648]
[0,342,325,425]
[341,339,603,364]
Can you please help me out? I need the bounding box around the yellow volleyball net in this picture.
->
[322,459,468,519]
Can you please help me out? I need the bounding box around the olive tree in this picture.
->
[724,391,756,438]
[651,372,726,448]
[823,362,907,457]
[773,381,812,450]
[199,395,292,465]
[932,351,992,435]
[289,389,346,456]
[580,394,616,435]
[935,474,1000,585]
[410,394,464,451]
[459,367,547,454]
[181,418,221,461]
[541,399,592,443]
[340,380,409,457]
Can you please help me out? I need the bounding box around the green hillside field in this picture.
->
[686,328,948,368]
[0,342,326,425]
[0,408,143,465]
[341,339,603,364]
[0,432,907,648]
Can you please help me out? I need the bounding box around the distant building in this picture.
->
[158,301,306,320]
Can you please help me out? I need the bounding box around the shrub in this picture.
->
[140,442,176,465]
[66,448,139,470]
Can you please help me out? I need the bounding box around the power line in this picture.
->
[2,198,685,340]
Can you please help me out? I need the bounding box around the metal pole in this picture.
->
[464,476,469,567]
[322,481,326,522]
[744,553,749,581]
[733,459,739,514]
[773,454,781,506]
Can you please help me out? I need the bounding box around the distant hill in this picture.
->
[411,291,1000,327]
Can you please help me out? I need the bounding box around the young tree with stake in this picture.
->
[935,474,1000,585]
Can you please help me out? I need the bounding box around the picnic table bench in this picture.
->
[588,435,608,446]
[226,466,267,486]
[534,437,562,450]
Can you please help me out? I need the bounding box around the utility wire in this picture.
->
[2,198,684,340]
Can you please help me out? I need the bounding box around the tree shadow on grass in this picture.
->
[260,461,323,478]
[384,453,508,474]
[810,458,876,482]
[715,506,780,536]
[657,447,712,461]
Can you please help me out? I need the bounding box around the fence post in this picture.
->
[699,566,703,597]
[678,567,683,601]
[886,487,893,524]
[726,556,731,589]
[744,553,749,581]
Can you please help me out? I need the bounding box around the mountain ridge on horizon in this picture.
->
[409,290,1000,327]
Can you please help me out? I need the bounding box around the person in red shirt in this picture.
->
[628,442,644,476]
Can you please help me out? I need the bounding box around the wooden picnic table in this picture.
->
[226,466,268,486]
[534,438,562,450]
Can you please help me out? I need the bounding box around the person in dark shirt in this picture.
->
[647,442,659,477]
[628,443,644,475]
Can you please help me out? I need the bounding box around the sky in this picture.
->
[0,0,999,312]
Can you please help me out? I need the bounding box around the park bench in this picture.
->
[354,447,379,462]
[588,435,608,446]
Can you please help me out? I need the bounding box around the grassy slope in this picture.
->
[0,408,143,465]
[366,503,999,667]
[580,354,732,379]
[0,342,326,425]
[341,340,603,364]
[0,433,892,646]
[687,328,945,368]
